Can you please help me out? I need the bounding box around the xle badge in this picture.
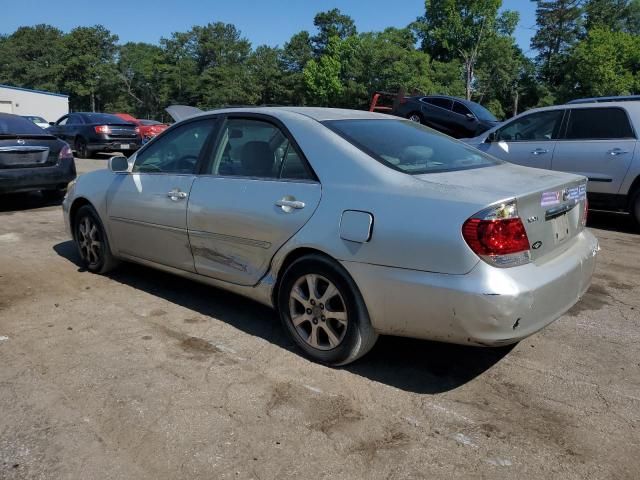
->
[532,241,543,250]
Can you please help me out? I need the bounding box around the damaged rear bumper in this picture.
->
[342,230,599,346]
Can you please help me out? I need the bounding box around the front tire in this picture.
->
[277,254,378,366]
[74,205,118,274]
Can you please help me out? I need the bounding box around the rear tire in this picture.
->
[407,112,423,124]
[74,205,118,274]
[630,188,640,228]
[75,138,90,159]
[277,254,378,366]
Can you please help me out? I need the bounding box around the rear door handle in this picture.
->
[608,148,629,156]
[531,148,549,155]
[275,198,305,211]
[167,189,188,201]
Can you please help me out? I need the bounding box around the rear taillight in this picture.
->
[400,97,408,104]
[462,201,531,268]
[94,125,111,134]
[58,144,73,161]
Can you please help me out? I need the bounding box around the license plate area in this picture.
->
[551,213,570,244]
[120,144,130,150]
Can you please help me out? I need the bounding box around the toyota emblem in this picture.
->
[17,139,25,145]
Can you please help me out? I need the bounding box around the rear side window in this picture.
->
[325,119,501,175]
[565,108,634,139]
[0,114,48,134]
[208,118,313,180]
[424,97,453,110]
[452,102,473,117]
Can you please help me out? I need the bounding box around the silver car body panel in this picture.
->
[465,102,640,197]
[63,106,598,346]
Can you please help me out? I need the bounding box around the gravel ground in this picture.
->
[0,158,639,479]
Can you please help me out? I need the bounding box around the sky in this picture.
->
[2,0,538,54]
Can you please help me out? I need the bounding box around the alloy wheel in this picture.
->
[408,114,421,123]
[288,274,348,350]
[77,216,102,266]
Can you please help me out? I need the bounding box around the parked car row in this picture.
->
[463,101,640,226]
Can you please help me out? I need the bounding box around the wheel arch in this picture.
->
[271,247,356,310]
[627,174,640,211]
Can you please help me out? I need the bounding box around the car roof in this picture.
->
[522,101,640,114]
[196,106,393,122]
[567,95,640,104]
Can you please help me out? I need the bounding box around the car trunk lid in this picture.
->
[0,137,60,169]
[414,163,588,264]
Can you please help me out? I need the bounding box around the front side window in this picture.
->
[565,108,634,140]
[208,118,313,180]
[325,119,501,175]
[496,110,564,142]
[133,120,213,174]
[57,116,68,126]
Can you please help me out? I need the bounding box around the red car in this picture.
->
[113,113,169,141]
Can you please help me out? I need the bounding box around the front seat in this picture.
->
[240,141,274,177]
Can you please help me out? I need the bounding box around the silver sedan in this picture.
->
[62,107,599,365]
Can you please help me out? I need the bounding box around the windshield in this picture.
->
[0,114,50,135]
[82,113,132,124]
[23,116,47,123]
[468,103,498,122]
[324,119,501,175]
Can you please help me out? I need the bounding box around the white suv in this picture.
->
[465,102,640,226]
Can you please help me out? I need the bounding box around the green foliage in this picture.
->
[3,2,640,122]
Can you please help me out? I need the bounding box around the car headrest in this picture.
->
[241,141,274,177]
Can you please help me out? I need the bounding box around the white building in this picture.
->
[0,84,69,123]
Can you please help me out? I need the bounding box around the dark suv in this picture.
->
[394,95,501,139]
[47,112,142,158]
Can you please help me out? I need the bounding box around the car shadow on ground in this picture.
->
[54,240,512,394]
[0,192,62,213]
[587,210,637,234]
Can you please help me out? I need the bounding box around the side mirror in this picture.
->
[109,155,129,173]
[485,132,497,143]
[466,113,475,121]
[49,122,55,126]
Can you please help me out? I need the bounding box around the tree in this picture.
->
[59,25,119,111]
[303,37,343,105]
[281,31,314,104]
[584,0,640,33]
[566,27,640,97]
[249,45,284,105]
[530,0,583,86]
[311,8,357,54]
[0,25,65,92]
[414,0,518,100]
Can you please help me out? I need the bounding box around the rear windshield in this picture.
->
[82,113,132,124]
[140,119,161,125]
[23,116,47,123]
[0,114,49,135]
[324,119,501,174]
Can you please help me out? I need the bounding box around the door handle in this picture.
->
[167,190,188,201]
[531,148,548,155]
[275,198,305,212]
[608,148,629,156]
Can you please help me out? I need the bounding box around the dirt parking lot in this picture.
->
[1,158,639,479]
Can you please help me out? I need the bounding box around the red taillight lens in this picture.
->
[462,200,531,268]
[462,218,530,256]
[400,97,408,104]
[94,125,111,134]
[58,144,73,160]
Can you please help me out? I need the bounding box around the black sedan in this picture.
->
[0,113,76,199]
[394,95,501,139]
[47,112,142,158]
